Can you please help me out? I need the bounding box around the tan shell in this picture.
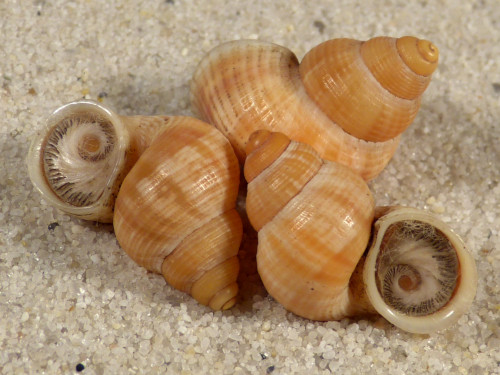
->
[244,130,477,333]
[27,100,243,310]
[113,117,242,310]
[244,130,375,320]
[191,36,438,180]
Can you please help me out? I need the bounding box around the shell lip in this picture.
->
[363,207,478,334]
[27,99,129,222]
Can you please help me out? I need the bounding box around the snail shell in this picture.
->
[244,130,477,333]
[27,100,171,222]
[113,117,242,310]
[27,100,243,310]
[191,36,439,180]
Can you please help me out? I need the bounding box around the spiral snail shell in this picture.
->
[244,130,477,333]
[28,100,170,222]
[191,36,439,180]
[27,100,243,310]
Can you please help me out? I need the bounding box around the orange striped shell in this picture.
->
[243,131,476,332]
[244,130,375,320]
[191,36,438,180]
[28,100,243,311]
[114,116,242,311]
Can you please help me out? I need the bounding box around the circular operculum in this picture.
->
[363,207,477,334]
[27,100,128,221]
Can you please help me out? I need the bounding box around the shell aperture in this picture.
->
[364,207,478,334]
[27,100,130,222]
[244,131,477,333]
[41,112,118,208]
[374,220,459,316]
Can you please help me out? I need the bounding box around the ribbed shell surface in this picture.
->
[299,37,428,142]
[191,40,400,181]
[245,134,375,320]
[113,116,241,279]
[359,37,432,100]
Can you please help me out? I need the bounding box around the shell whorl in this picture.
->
[191,36,438,180]
[113,117,242,310]
[299,36,438,142]
[396,36,439,76]
[245,130,375,320]
[363,207,477,334]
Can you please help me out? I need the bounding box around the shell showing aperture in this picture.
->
[27,100,172,222]
[244,130,477,333]
[191,36,438,180]
[27,100,243,311]
[113,117,242,311]
[363,206,477,334]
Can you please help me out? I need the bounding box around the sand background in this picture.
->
[1,0,499,374]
